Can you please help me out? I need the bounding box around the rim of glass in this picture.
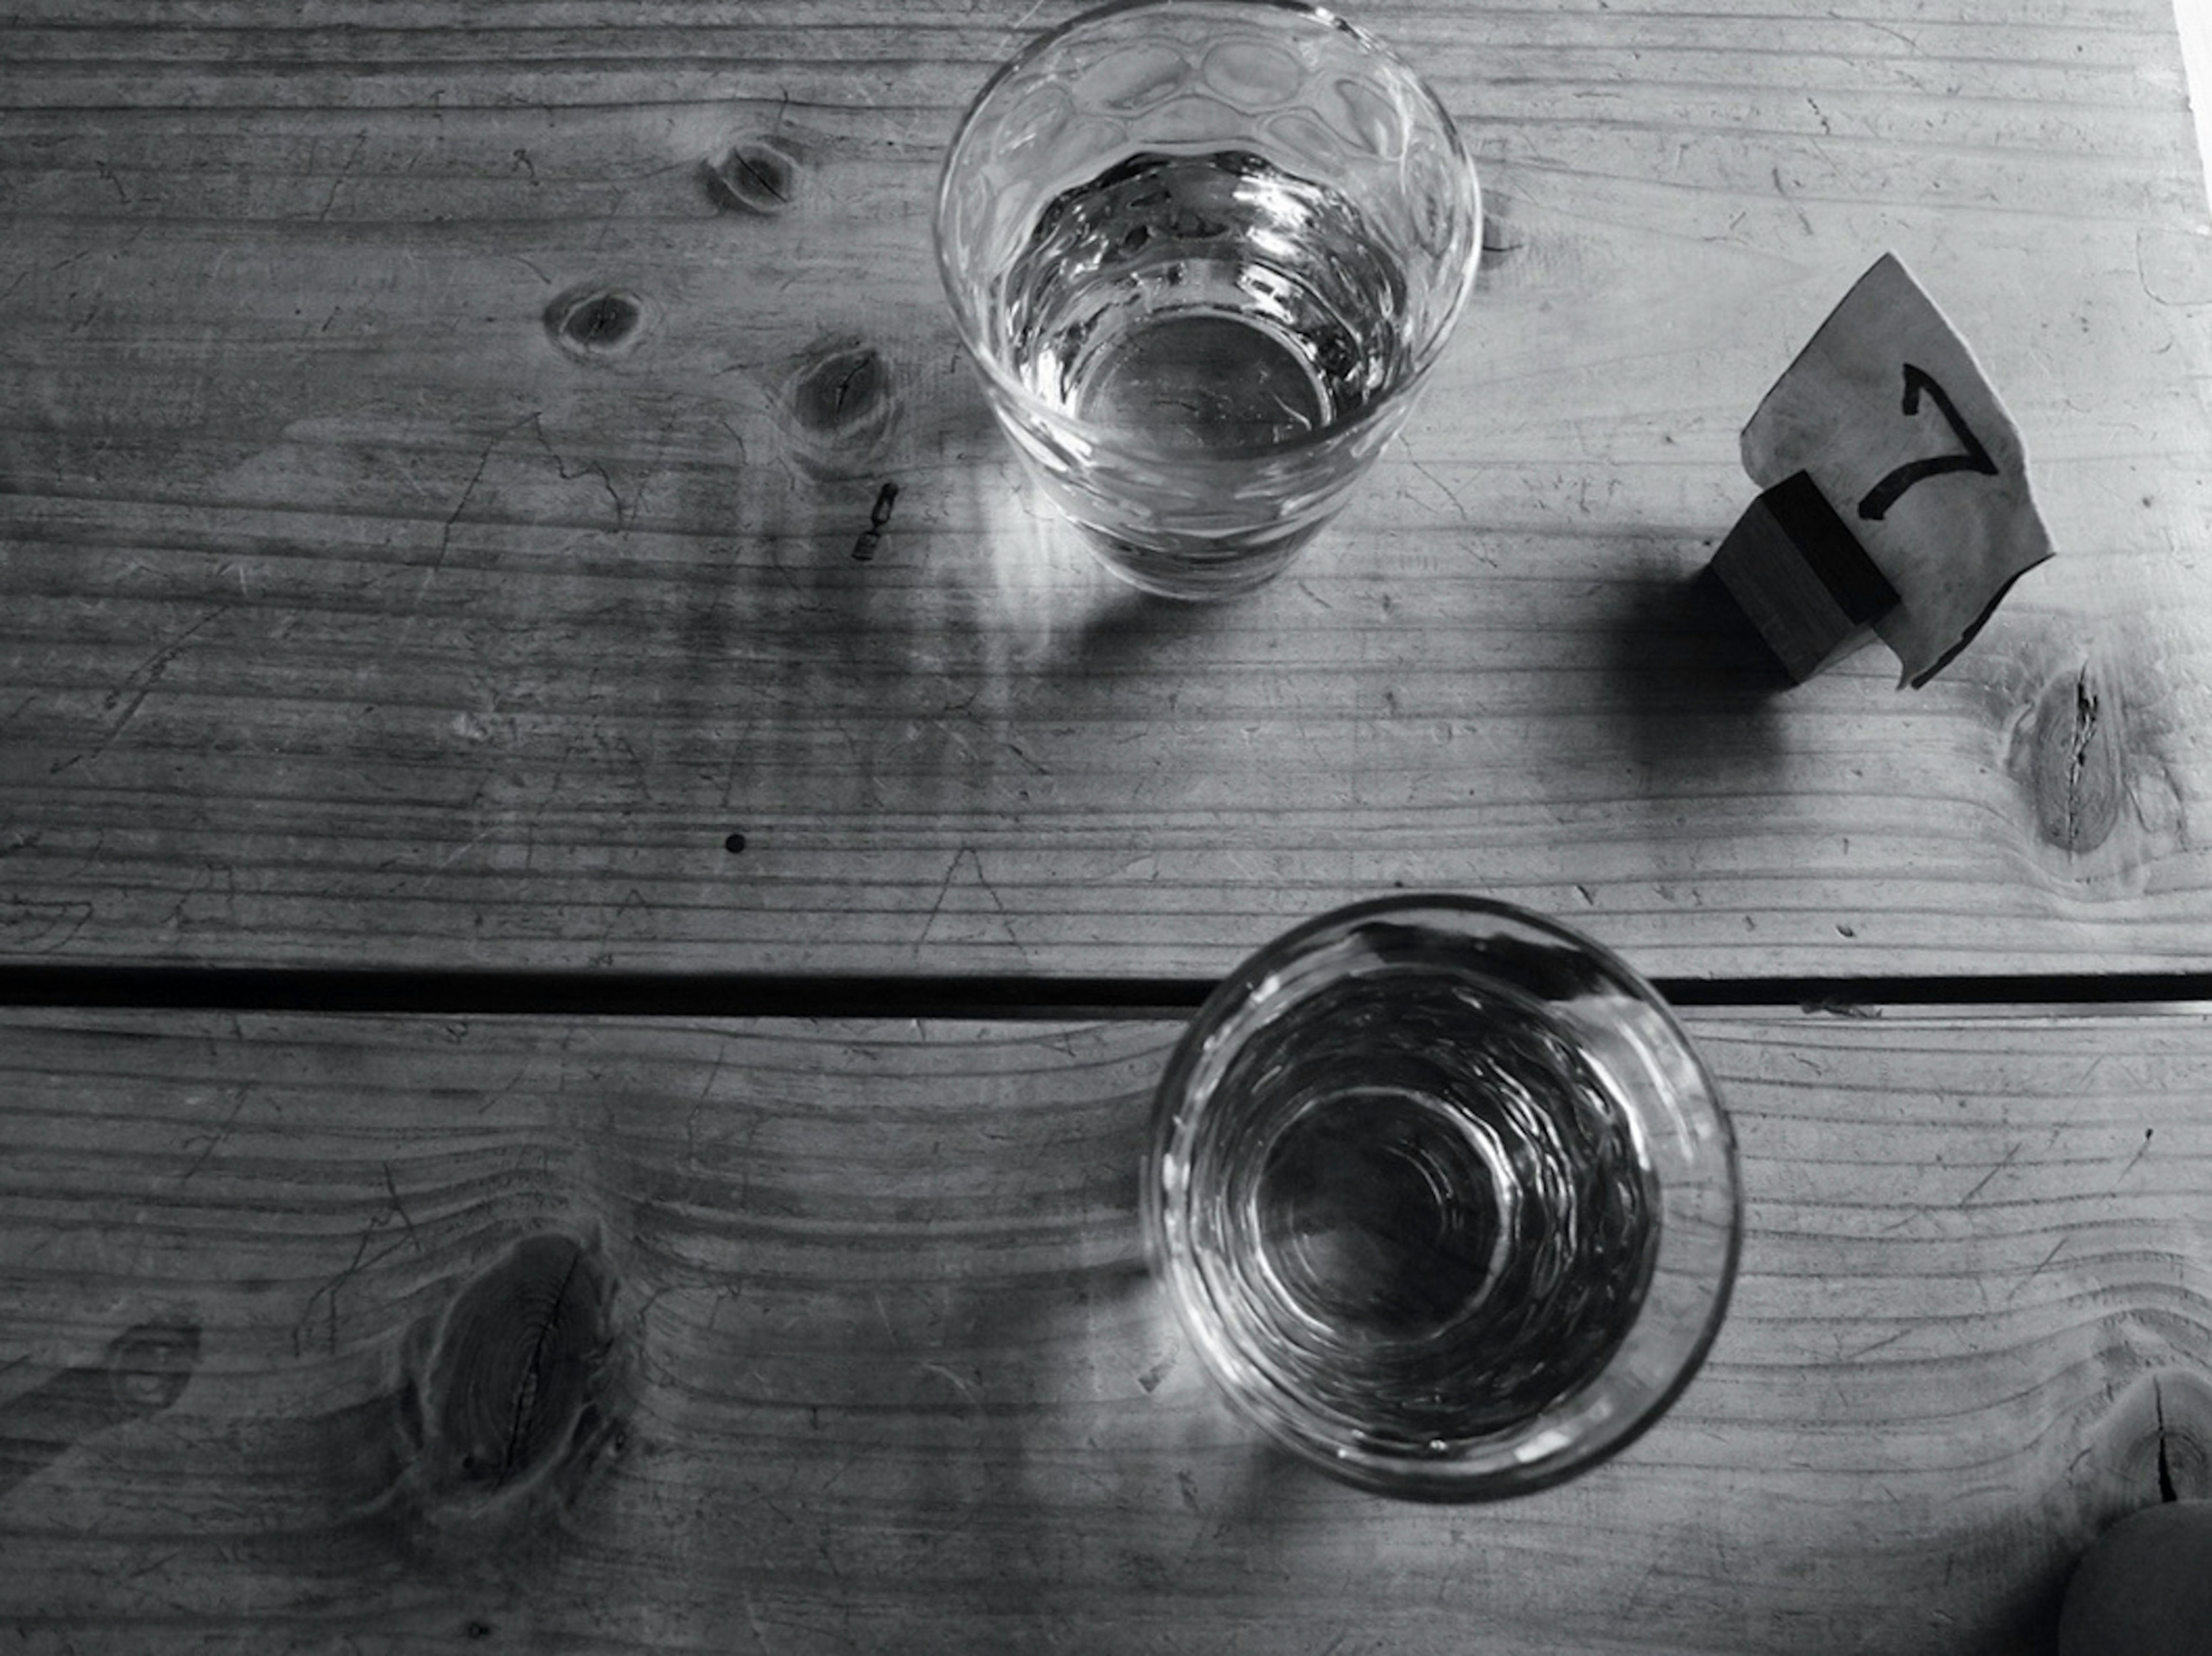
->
[932,0,1483,463]
[1145,892,1744,1500]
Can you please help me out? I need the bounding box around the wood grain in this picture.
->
[3,0,2210,977]
[1,1004,2208,1654]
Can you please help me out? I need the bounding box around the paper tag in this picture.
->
[1739,254,2052,686]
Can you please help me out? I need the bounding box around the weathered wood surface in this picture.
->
[2,1005,2208,1654]
[0,1,2208,977]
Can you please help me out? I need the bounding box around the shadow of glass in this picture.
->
[845,1067,1378,1640]
[1036,580,1241,682]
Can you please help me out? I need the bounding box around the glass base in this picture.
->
[1080,520,1323,601]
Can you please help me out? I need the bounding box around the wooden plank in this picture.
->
[2,1004,2209,1653]
[3,1,2210,977]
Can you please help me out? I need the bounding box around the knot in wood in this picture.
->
[789,343,887,435]
[2151,1374,2211,1503]
[2074,1369,2212,1512]
[419,1232,614,1497]
[546,285,649,362]
[105,1317,200,1415]
[781,339,902,477]
[703,140,796,215]
[2023,661,2124,855]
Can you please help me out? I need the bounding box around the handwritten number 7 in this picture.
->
[1856,363,1998,521]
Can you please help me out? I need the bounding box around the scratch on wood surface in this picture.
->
[433,823,498,873]
[1,897,93,954]
[1411,460,1469,520]
[915,846,969,954]
[1849,1326,1912,1360]
[292,1211,409,1358]
[2005,1237,2068,1302]
[1844,12,1923,52]
[1620,1558,1666,1622]
[177,1089,248,1183]
[320,131,368,221]
[742,1585,774,1652]
[1877,1199,1943,1235]
[934,710,1051,779]
[1770,164,1815,236]
[383,1163,422,1252]
[990,0,1051,60]
[591,884,659,966]
[2118,1126,2155,1183]
[872,1293,900,1349]
[687,1042,729,1170]
[912,845,1028,960]
[429,421,521,581]
[52,605,229,774]
[1957,1143,2021,1206]
[529,411,628,528]
[915,1362,983,1412]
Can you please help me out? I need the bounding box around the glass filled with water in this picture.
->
[935,0,1483,598]
[1146,895,1740,1498]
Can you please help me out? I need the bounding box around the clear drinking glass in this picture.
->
[935,0,1483,599]
[1145,895,1741,1499]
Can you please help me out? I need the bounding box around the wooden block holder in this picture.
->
[1708,470,1902,683]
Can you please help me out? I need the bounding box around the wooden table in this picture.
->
[3,1,2209,1650]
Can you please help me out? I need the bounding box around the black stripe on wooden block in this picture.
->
[1709,471,1901,681]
